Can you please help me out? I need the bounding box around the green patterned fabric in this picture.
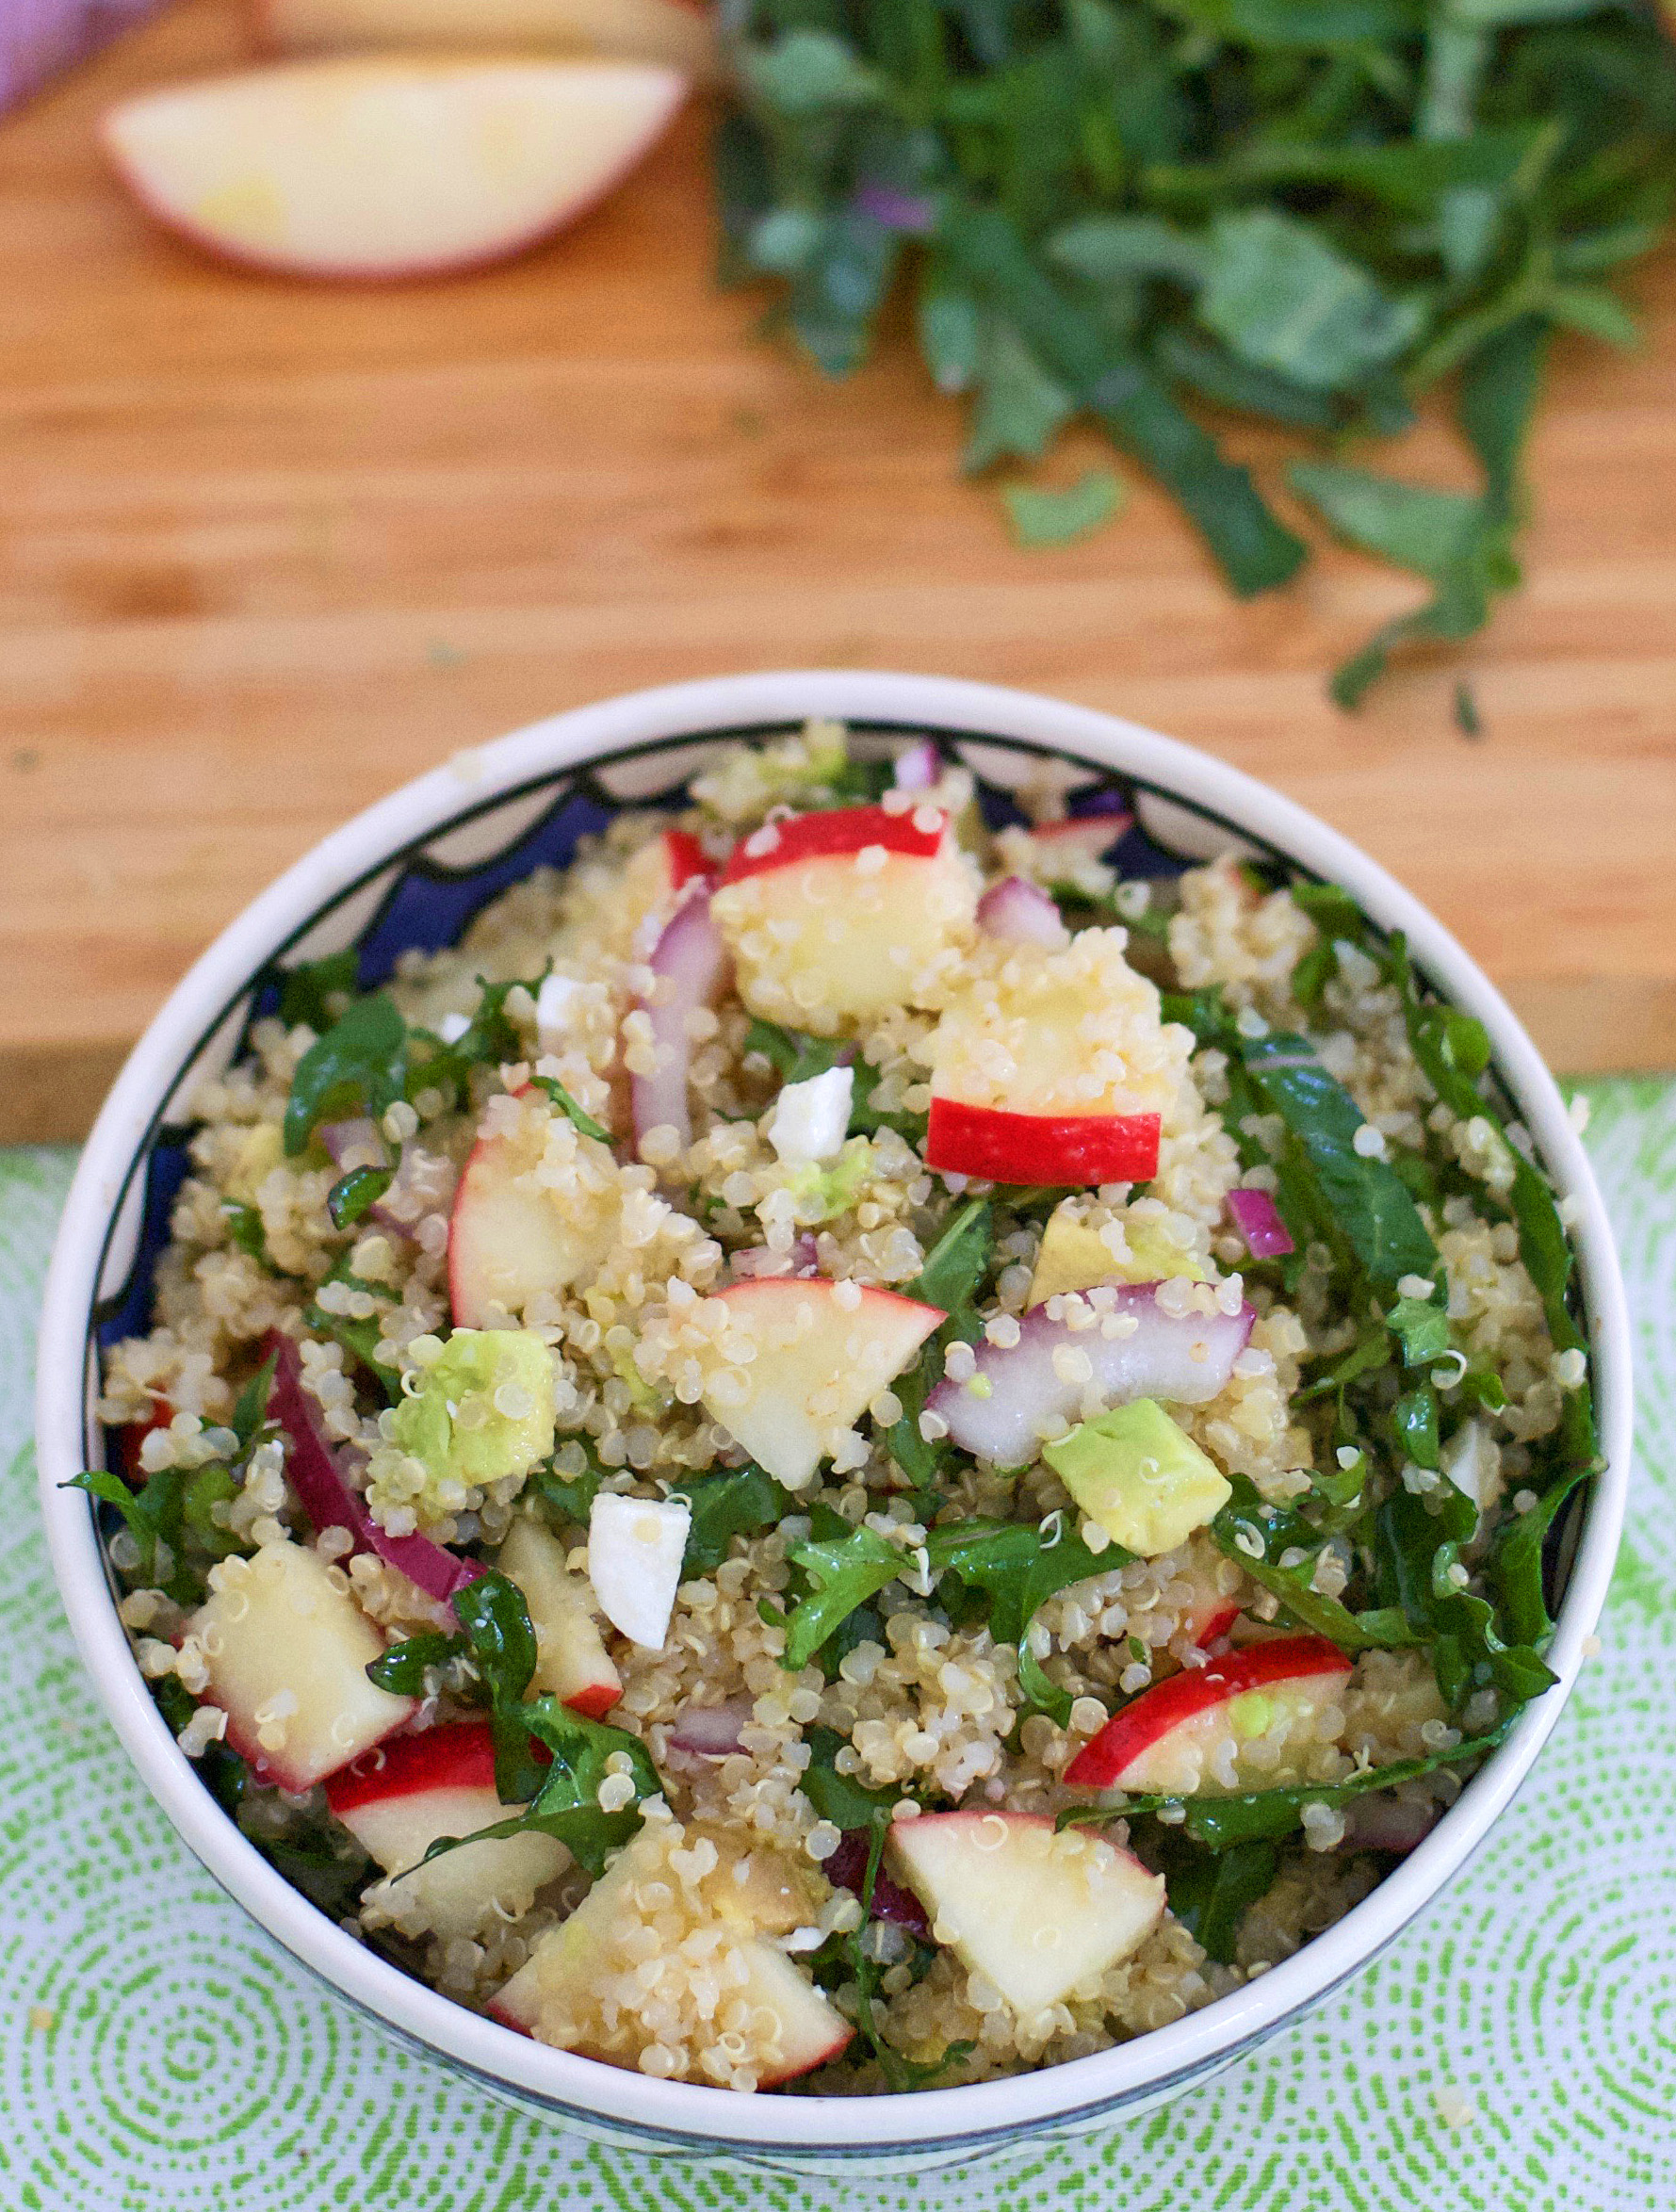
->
[5,1082,1670,2209]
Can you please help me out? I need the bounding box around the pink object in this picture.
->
[1226,1186,1294,1260]
[263,1329,485,1606]
[925,1283,1255,1466]
[976,874,1066,948]
[890,739,941,792]
[630,886,728,1152]
[666,1700,753,1759]
[1,0,163,115]
[318,1115,431,1239]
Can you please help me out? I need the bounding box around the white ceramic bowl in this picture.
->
[36,672,1631,2176]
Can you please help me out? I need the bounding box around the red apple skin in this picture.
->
[100,63,687,286]
[1065,1635,1353,1792]
[559,1680,621,1721]
[719,803,947,886]
[925,1098,1162,1185]
[661,828,711,890]
[324,1719,500,1816]
[1193,1600,1241,1650]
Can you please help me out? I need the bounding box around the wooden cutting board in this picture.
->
[4,0,1675,1142]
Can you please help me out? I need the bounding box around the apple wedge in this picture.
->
[1064,1635,1354,1797]
[693,1278,944,1489]
[256,0,718,79]
[325,1721,567,1940]
[448,1086,620,1328]
[924,929,1180,1186]
[489,1823,852,2083]
[496,1515,622,1717]
[185,1537,414,1792]
[887,1811,1164,2016]
[711,803,977,1033]
[102,57,687,282]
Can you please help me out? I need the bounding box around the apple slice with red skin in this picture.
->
[696,1278,944,1489]
[102,57,686,283]
[925,1098,1161,1185]
[254,0,718,79]
[887,1810,1164,2016]
[497,1515,622,1718]
[326,1720,567,1940]
[186,1537,414,1792]
[718,803,947,885]
[710,803,977,1032]
[1064,1634,1353,1797]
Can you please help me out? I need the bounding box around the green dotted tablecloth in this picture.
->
[3,1079,1670,2211]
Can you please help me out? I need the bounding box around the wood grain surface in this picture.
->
[3,0,1674,1142]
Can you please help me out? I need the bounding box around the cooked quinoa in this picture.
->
[92,723,1596,2095]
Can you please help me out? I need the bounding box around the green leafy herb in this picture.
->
[1062,1724,1515,1849]
[924,1513,1117,1720]
[277,947,360,1032]
[326,1165,394,1231]
[671,1465,792,1578]
[781,1524,907,1670]
[801,1725,902,1834]
[881,1198,993,1502]
[1160,1834,1279,1967]
[423,1697,660,1879]
[284,991,408,1157]
[366,1630,463,1699]
[1001,466,1125,546]
[721,4,1676,708]
[451,1570,544,1803]
[529,1074,612,1145]
[529,1449,606,1529]
[1211,1475,1414,1654]
[799,1734,971,2090]
[1241,1030,1439,1289]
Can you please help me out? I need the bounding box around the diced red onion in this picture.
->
[263,1331,484,1607]
[925,1284,1256,1467]
[631,888,729,1154]
[891,739,941,792]
[976,875,1068,949]
[1226,1187,1294,1260]
[730,1235,819,1280]
[823,1831,931,1936]
[666,1699,753,1758]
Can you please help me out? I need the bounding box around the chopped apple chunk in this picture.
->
[186,1537,413,1792]
[711,804,977,1033]
[887,1811,1164,2016]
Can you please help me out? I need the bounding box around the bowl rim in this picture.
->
[35,668,1632,2158]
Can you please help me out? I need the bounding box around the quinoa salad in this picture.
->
[89,724,1598,2096]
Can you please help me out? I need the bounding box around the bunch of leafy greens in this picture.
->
[718,1,1676,708]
